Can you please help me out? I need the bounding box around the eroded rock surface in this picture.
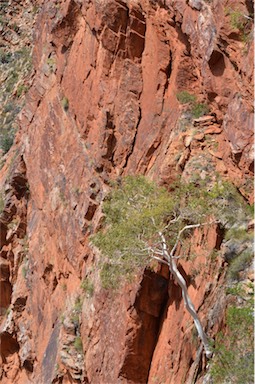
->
[0,0,253,383]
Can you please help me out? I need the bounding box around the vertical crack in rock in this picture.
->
[122,105,142,171]
[119,269,169,383]
[101,111,117,166]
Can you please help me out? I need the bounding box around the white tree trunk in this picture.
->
[157,229,212,358]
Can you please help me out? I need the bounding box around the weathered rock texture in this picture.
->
[0,0,253,383]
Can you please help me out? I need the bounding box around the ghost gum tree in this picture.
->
[91,175,249,358]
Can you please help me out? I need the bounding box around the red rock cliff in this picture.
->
[0,0,253,383]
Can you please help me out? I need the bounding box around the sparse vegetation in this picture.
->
[5,306,11,316]
[225,7,253,43]
[211,287,254,383]
[21,235,29,254]
[16,83,29,98]
[176,91,196,104]
[0,0,33,159]
[0,128,16,154]
[227,250,253,281]
[71,297,82,325]
[22,265,27,278]
[0,42,32,158]
[229,9,247,31]
[62,96,69,111]
[74,336,83,352]
[191,103,209,118]
[81,277,94,297]
[176,91,209,118]
[47,57,56,73]
[225,226,253,242]
[62,283,67,292]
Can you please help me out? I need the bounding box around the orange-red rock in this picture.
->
[0,0,253,383]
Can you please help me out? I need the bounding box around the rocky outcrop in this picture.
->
[0,154,31,382]
[0,0,253,383]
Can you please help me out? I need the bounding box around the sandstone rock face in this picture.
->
[0,0,253,383]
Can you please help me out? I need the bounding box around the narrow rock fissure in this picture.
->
[119,270,169,383]
[122,105,142,170]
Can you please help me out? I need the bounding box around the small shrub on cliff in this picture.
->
[22,265,27,278]
[0,49,12,64]
[61,96,69,111]
[0,128,15,154]
[229,9,247,31]
[227,250,253,281]
[16,83,28,98]
[225,7,253,43]
[81,277,94,297]
[176,91,196,104]
[191,103,209,118]
[211,288,254,383]
[73,336,83,352]
[5,306,11,316]
[176,91,209,118]
[71,297,82,325]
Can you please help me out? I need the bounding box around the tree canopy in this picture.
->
[91,175,253,360]
[91,175,248,288]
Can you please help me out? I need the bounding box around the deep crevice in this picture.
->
[121,105,142,170]
[119,269,169,383]
[102,111,117,166]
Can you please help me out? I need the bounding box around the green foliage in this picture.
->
[226,283,245,296]
[5,306,11,316]
[209,249,219,261]
[22,265,27,278]
[225,227,253,242]
[211,289,254,383]
[92,176,175,288]
[0,128,15,154]
[73,336,83,352]
[207,180,251,226]
[176,91,209,118]
[71,297,82,324]
[0,43,32,160]
[0,49,12,64]
[92,176,251,289]
[74,297,82,312]
[176,91,196,104]
[225,7,252,43]
[47,57,56,73]
[62,96,69,111]
[32,5,39,14]
[229,9,247,31]
[81,278,94,297]
[16,84,28,98]
[227,250,253,281]
[191,103,210,118]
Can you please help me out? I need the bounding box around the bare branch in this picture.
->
[151,255,169,266]
[170,221,217,257]
[156,230,212,358]
[163,214,182,229]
